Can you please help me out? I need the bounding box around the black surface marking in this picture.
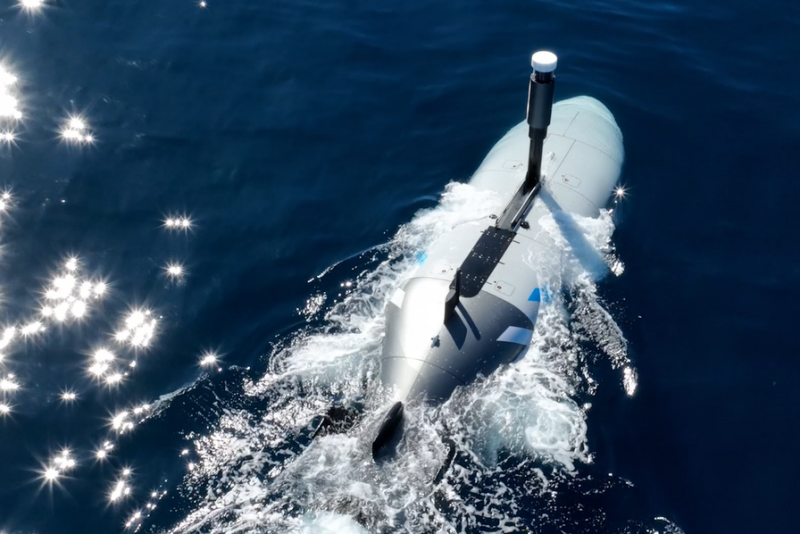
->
[444,268,461,322]
[457,301,481,340]
[457,227,515,297]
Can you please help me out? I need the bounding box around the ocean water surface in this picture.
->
[0,0,797,533]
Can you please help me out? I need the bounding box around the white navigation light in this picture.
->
[531,51,558,73]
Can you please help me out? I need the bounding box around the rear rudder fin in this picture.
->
[372,401,404,459]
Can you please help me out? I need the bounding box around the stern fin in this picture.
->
[372,401,404,459]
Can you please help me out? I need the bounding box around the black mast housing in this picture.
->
[496,51,558,231]
[523,68,555,193]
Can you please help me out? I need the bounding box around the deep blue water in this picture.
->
[0,0,798,533]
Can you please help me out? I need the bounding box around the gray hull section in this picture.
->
[381,277,533,402]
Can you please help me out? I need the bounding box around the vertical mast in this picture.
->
[496,51,558,230]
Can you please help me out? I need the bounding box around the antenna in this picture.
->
[496,50,558,231]
[523,51,557,193]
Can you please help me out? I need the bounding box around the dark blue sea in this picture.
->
[0,0,797,533]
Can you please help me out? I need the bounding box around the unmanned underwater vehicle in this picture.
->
[370,51,625,456]
[310,51,624,460]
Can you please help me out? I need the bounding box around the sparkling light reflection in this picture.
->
[0,66,22,121]
[89,362,109,377]
[0,67,17,86]
[199,351,218,367]
[111,411,134,433]
[0,374,20,392]
[0,208,188,517]
[115,309,157,348]
[43,467,60,482]
[94,348,115,362]
[0,65,20,145]
[109,479,131,502]
[21,321,44,336]
[125,509,144,529]
[0,327,15,349]
[52,449,77,471]
[105,372,124,386]
[19,0,45,12]
[614,185,626,198]
[60,115,94,145]
[163,216,193,231]
[95,441,114,461]
[0,94,21,119]
[41,260,107,326]
[165,262,184,279]
[79,281,92,298]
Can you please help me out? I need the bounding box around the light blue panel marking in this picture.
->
[497,326,533,346]
[416,251,428,264]
[529,287,552,303]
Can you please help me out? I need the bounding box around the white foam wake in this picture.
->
[165,181,637,534]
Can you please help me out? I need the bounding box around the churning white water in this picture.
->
[164,181,666,534]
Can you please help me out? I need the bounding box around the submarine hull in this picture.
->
[380,96,625,405]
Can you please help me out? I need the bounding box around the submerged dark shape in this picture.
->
[371,401,404,458]
[313,403,363,439]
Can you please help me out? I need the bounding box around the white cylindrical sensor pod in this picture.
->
[531,51,558,74]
